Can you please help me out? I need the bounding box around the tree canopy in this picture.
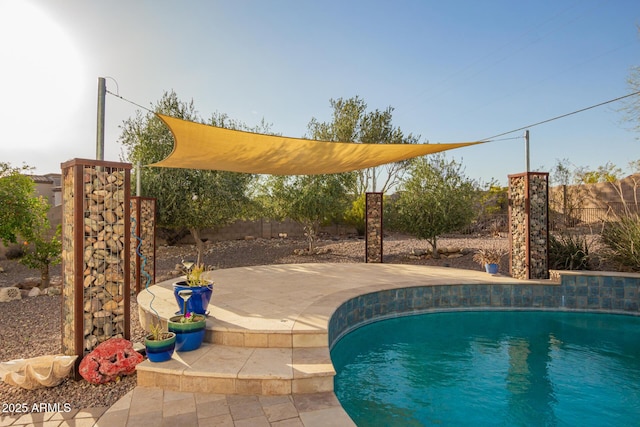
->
[262,173,355,252]
[119,91,257,264]
[0,162,61,287]
[307,96,419,194]
[0,162,39,245]
[393,155,478,257]
[304,96,418,235]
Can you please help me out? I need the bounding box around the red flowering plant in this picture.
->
[179,312,201,323]
[176,290,206,324]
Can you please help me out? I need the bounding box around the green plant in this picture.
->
[472,247,506,266]
[343,194,366,236]
[600,214,640,272]
[394,155,478,258]
[176,312,205,324]
[148,322,171,341]
[20,225,61,288]
[549,232,591,270]
[119,91,257,266]
[185,263,212,287]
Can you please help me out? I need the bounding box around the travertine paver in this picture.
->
[14,264,524,427]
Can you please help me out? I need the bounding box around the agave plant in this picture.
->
[473,247,506,266]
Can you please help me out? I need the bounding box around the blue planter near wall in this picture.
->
[172,282,213,315]
[485,263,499,274]
[168,315,206,352]
[144,332,176,362]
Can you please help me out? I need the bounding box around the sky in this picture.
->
[0,0,638,186]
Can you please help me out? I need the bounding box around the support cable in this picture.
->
[481,90,640,141]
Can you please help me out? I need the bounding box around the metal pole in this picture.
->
[524,130,530,172]
[371,168,377,192]
[96,77,106,160]
[136,162,142,196]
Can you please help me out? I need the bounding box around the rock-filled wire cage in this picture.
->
[365,192,383,263]
[61,159,132,373]
[130,196,156,294]
[508,172,549,280]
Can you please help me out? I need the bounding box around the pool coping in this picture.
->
[136,264,639,400]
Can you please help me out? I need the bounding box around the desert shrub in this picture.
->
[600,214,640,272]
[4,244,25,260]
[343,194,366,236]
[549,232,591,270]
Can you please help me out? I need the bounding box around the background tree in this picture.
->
[393,154,478,258]
[263,173,355,252]
[549,158,587,228]
[622,53,640,137]
[471,182,508,236]
[119,91,258,265]
[307,96,419,194]
[575,161,623,184]
[19,200,61,289]
[306,96,419,234]
[0,162,39,245]
[0,162,61,287]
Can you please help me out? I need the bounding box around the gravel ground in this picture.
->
[0,232,523,412]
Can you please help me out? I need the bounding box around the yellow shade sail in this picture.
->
[149,114,484,175]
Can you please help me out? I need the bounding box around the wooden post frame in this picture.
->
[61,159,132,374]
[130,197,157,294]
[365,192,384,263]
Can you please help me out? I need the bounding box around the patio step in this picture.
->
[136,342,335,395]
[137,290,329,349]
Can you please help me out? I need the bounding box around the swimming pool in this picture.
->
[331,311,640,426]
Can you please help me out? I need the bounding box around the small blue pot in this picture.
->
[168,315,206,352]
[172,282,213,315]
[145,333,176,362]
[485,263,499,274]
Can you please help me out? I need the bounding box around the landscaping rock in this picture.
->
[0,286,21,302]
[27,287,41,297]
[15,277,40,289]
[78,338,143,384]
[43,286,62,296]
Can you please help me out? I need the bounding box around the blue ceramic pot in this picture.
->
[485,263,499,274]
[172,282,213,315]
[168,315,206,352]
[145,332,176,362]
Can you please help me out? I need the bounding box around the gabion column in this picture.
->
[61,159,132,369]
[130,197,156,294]
[508,172,549,280]
[365,192,383,263]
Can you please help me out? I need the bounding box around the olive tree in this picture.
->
[263,173,355,252]
[306,96,419,234]
[119,91,257,265]
[394,155,478,258]
[307,96,419,195]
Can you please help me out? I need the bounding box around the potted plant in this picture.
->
[168,289,207,351]
[172,262,214,315]
[473,247,506,274]
[144,322,176,363]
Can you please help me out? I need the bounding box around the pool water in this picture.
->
[331,311,640,426]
